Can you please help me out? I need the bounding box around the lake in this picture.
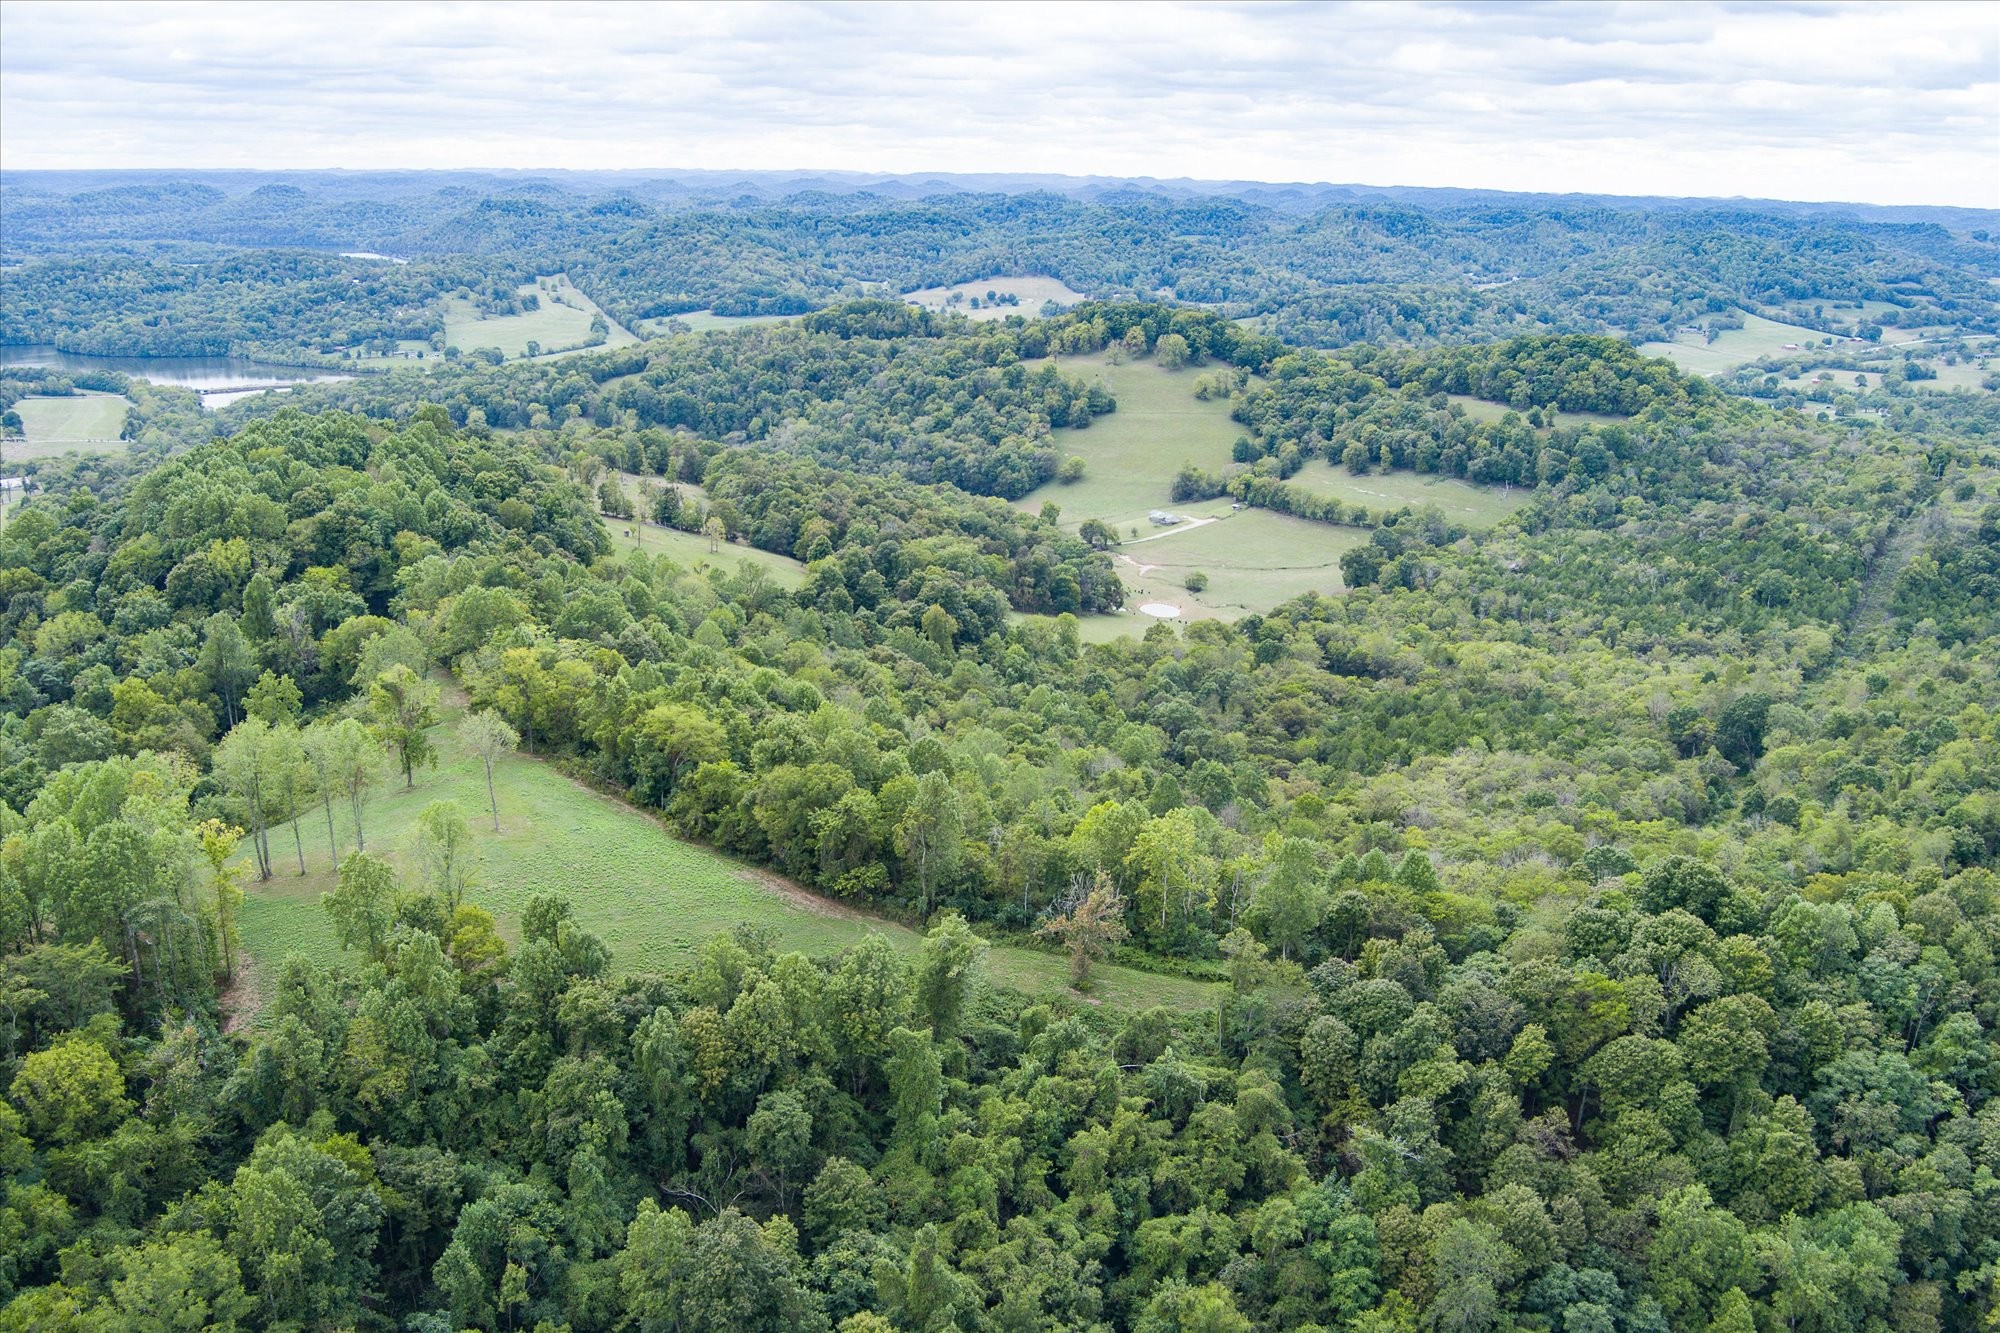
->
[1,346,351,409]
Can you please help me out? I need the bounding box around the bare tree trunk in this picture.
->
[485,758,500,832]
[322,788,340,864]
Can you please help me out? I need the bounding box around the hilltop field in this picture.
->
[443,273,640,361]
[1015,352,1524,635]
[237,694,1219,1013]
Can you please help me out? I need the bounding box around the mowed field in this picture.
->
[1639,311,1847,375]
[236,697,1217,1012]
[1286,457,1530,529]
[1021,353,1242,532]
[1012,354,1520,630]
[444,274,639,361]
[7,392,130,458]
[904,275,1090,321]
[1110,510,1367,624]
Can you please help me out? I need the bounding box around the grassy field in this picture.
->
[1008,611,1155,646]
[1107,509,1367,624]
[642,311,795,335]
[1639,311,1846,375]
[7,392,130,458]
[1005,354,1389,624]
[1017,353,1242,533]
[444,274,639,361]
[1443,394,1625,432]
[1286,459,1529,529]
[904,275,1089,321]
[348,339,440,370]
[1922,357,1997,391]
[607,517,809,590]
[1777,355,1996,396]
[236,698,1217,1013]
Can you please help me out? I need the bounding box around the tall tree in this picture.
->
[197,613,258,730]
[414,800,476,909]
[369,665,441,789]
[1040,870,1130,989]
[895,771,964,920]
[212,718,277,882]
[457,710,519,831]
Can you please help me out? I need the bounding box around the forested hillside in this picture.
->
[6,173,1996,361]
[0,274,1996,1331]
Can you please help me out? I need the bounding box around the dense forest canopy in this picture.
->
[0,175,1996,1332]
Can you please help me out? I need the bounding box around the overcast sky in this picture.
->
[2,0,1995,207]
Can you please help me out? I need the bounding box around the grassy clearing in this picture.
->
[607,519,809,591]
[1285,459,1529,530]
[1639,311,1850,375]
[1008,355,1377,623]
[644,311,795,335]
[1922,358,1997,392]
[1008,611,1151,647]
[236,698,1217,1013]
[7,392,130,458]
[1442,394,1624,431]
[1018,353,1242,534]
[348,340,440,370]
[1776,355,1996,396]
[444,274,638,361]
[1108,510,1366,624]
[904,276,1089,321]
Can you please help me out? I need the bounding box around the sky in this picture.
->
[2,0,1996,207]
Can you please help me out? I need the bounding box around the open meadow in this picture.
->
[642,310,796,335]
[1011,353,1520,627]
[1285,457,1530,529]
[236,697,1218,1012]
[6,391,130,457]
[1106,509,1366,624]
[1019,352,1242,532]
[444,273,638,360]
[1639,310,1848,375]
[904,275,1089,319]
[607,516,810,590]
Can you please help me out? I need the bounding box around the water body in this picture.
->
[1,346,350,409]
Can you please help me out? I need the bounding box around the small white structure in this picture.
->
[0,478,24,495]
[1148,510,1182,526]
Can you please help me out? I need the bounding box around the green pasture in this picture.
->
[646,311,794,335]
[236,698,1216,1012]
[607,518,810,591]
[1442,394,1625,431]
[1639,311,1847,375]
[347,340,439,370]
[444,274,638,361]
[1285,459,1529,529]
[1008,611,1152,647]
[904,275,1089,321]
[1109,509,1366,625]
[1018,353,1242,533]
[1776,356,1995,395]
[6,392,131,458]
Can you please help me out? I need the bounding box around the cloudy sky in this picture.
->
[2,0,1995,206]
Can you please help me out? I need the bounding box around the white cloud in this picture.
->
[0,0,1994,205]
